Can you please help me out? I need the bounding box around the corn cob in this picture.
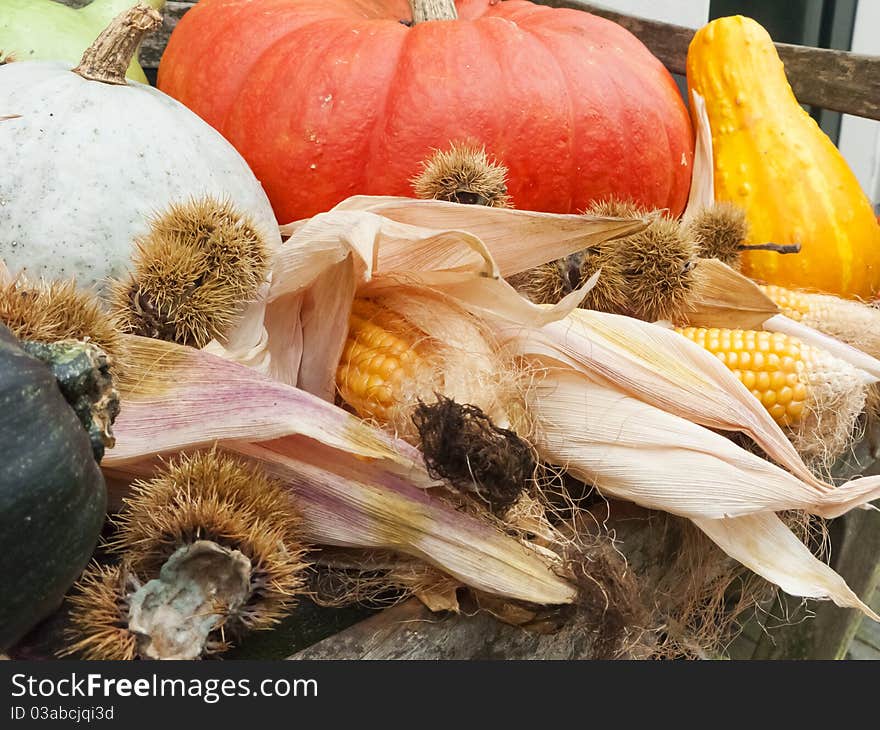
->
[336,294,512,440]
[675,327,807,426]
[336,298,430,425]
[760,284,880,357]
[675,325,866,465]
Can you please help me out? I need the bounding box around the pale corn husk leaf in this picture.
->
[360,268,600,331]
[525,365,880,520]
[693,513,879,620]
[764,313,880,383]
[682,90,715,224]
[215,198,645,394]
[499,307,829,488]
[108,335,423,472]
[231,442,575,605]
[0,258,10,285]
[106,336,576,606]
[309,195,649,277]
[685,258,779,329]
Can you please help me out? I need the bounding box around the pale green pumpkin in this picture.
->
[0,0,165,84]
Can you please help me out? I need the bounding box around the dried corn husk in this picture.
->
[686,258,779,330]
[682,90,715,224]
[210,197,647,391]
[521,364,879,618]
[104,335,576,607]
[484,305,822,487]
[692,513,879,620]
[143,199,879,619]
[523,364,880,520]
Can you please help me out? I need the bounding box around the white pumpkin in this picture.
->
[0,5,280,295]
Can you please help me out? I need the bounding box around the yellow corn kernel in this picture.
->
[759,285,813,321]
[336,298,426,423]
[675,326,809,427]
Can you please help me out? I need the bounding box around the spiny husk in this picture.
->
[508,199,699,323]
[62,563,139,661]
[111,196,269,349]
[686,201,749,267]
[412,143,511,208]
[0,277,125,367]
[111,449,308,634]
[587,199,698,323]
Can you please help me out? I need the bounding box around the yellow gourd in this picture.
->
[686,15,880,299]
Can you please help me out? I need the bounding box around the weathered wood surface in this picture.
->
[58,0,880,120]
[542,1,880,122]
[139,1,192,69]
[288,598,621,660]
[848,586,880,659]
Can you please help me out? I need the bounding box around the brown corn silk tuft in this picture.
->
[412,395,536,514]
[0,277,125,367]
[412,142,512,208]
[111,197,269,349]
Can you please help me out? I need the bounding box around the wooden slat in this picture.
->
[56,0,880,120]
[139,1,194,69]
[541,0,880,121]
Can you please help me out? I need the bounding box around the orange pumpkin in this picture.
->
[157,0,694,223]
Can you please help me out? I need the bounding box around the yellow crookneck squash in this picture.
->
[687,15,880,300]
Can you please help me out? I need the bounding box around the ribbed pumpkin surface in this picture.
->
[157,0,694,222]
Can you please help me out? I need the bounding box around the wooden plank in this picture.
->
[59,1,880,120]
[288,597,651,660]
[540,1,880,121]
[139,1,194,69]
[846,639,880,661]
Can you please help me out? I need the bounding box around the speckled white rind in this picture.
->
[0,61,280,296]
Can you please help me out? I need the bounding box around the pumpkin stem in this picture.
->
[20,340,120,462]
[72,3,163,85]
[409,0,458,23]
[739,242,802,255]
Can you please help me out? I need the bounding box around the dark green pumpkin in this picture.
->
[0,325,108,651]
